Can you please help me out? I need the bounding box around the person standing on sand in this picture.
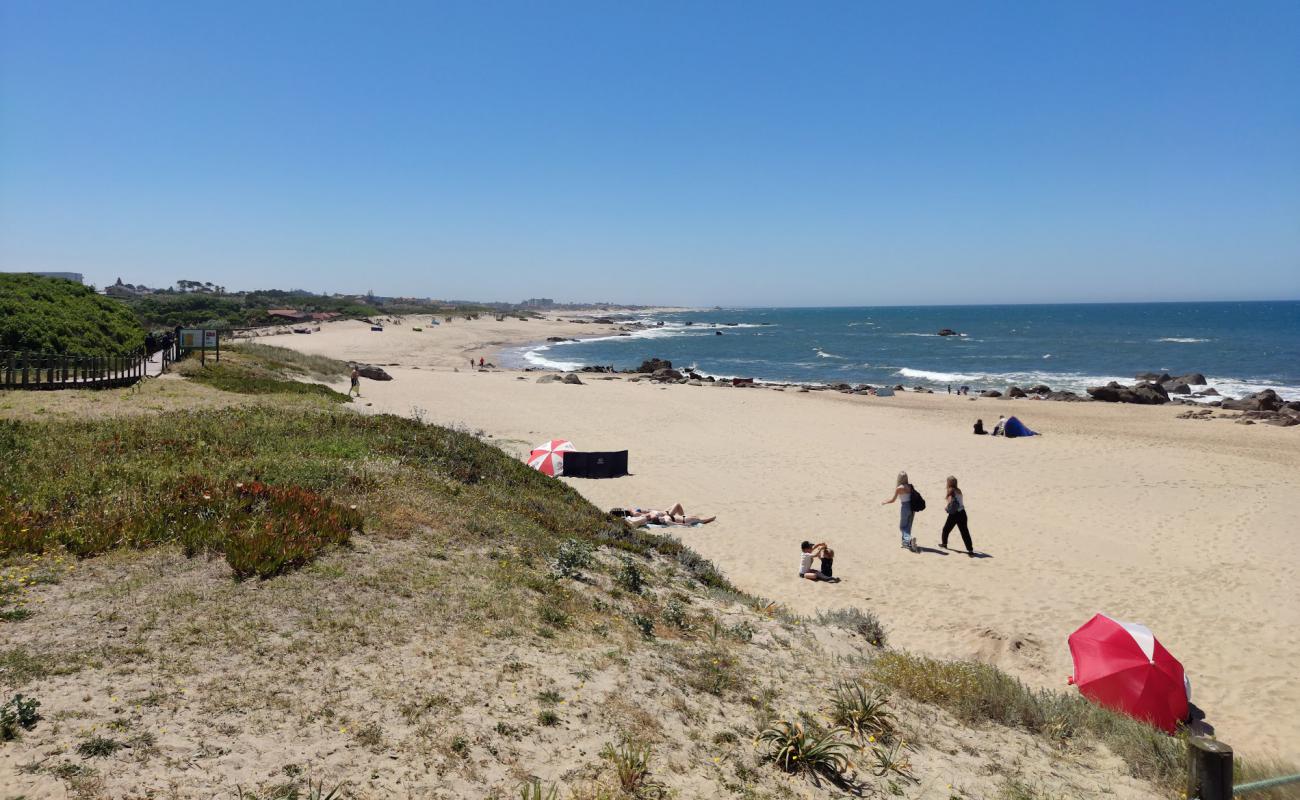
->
[882,471,918,552]
[349,367,361,397]
[940,476,974,556]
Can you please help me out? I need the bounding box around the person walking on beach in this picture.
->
[882,471,919,552]
[940,476,974,556]
[349,367,361,397]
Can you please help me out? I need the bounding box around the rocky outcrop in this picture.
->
[1046,391,1084,402]
[981,390,1002,398]
[536,374,560,384]
[1221,389,1283,412]
[651,368,684,382]
[1087,381,1169,405]
[1167,382,1191,394]
[546,337,575,342]
[1028,384,1052,395]
[350,363,393,381]
[636,358,672,373]
[1007,386,1028,398]
[1175,373,1207,386]
[561,374,584,385]
[937,328,959,337]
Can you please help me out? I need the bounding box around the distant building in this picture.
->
[266,309,307,320]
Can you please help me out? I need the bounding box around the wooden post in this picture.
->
[21,353,29,386]
[46,355,55,386]
[1187,736,1233,800]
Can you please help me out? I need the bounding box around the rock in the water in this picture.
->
[981,389,1003,398]
[715,330,723,335]
[1167,382,1191,394]
[350,363,393,381]
[1028,384,1052,395]
[561,373,583,385]
[1135,371,1171,383]
[1201,388,1220,396]
[1176,372,1207,386]
[636,358,673,373]
[1007,386,1028,398]
[546,336,574,342]
[937,328,959,337]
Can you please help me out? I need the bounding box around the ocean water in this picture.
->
[504,302,1300,400]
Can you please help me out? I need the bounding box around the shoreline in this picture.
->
[255,315,1300,760]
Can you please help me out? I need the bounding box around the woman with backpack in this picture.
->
[882,471,923,552]
[940,476,975,556]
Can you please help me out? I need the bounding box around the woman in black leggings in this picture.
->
[941,476,975,556]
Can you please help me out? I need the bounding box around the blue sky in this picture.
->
[2,1,1298,306]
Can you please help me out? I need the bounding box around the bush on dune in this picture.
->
[0,274,145,355]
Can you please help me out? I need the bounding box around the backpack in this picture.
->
[909,485,926,512]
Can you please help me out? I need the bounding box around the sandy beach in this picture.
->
[258,314,1300,761]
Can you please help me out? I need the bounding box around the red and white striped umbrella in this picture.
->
[527,439,576,476]
[1068,613,1189,733]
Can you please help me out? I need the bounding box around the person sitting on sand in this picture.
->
[799,541,838,582]
[991,415,1006,436]
[973,418,986,435]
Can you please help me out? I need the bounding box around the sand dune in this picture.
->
[259,314,1300,760]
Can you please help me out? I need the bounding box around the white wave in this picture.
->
[1156,337,1211,343]
[1042,354,1052,359]
[519,345,585,372]
[814,348,846,359]
[895,366,1300,400]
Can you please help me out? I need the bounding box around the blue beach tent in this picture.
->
[1003,416,1038,438]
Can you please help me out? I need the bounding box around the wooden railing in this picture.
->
[0,349,153,390]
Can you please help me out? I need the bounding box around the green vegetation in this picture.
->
[179,360,352,404]
[0,273,145,355]
[870,651,1186,788]
[828,682,896,743]
[754,720,855,780]
[120,287,498,330]
[0,693,41,740]
[226,343,350,380]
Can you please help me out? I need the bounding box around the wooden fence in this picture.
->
[0,349,155,390]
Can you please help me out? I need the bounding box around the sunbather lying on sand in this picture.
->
[610,504,716,527]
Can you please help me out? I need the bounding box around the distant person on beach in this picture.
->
[973,419,987,435]
[349,367,361,397]
[947,384,952,394]
[799,540,838,581]
[882,471,919,552]
[992,416,1006,436]
[940,476,975,556]
[479,357,485,368]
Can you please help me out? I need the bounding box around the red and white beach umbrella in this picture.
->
[1067,613,1189,733]
[527,439,576,476]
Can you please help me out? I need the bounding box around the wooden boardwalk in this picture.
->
[1,349,169,390]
